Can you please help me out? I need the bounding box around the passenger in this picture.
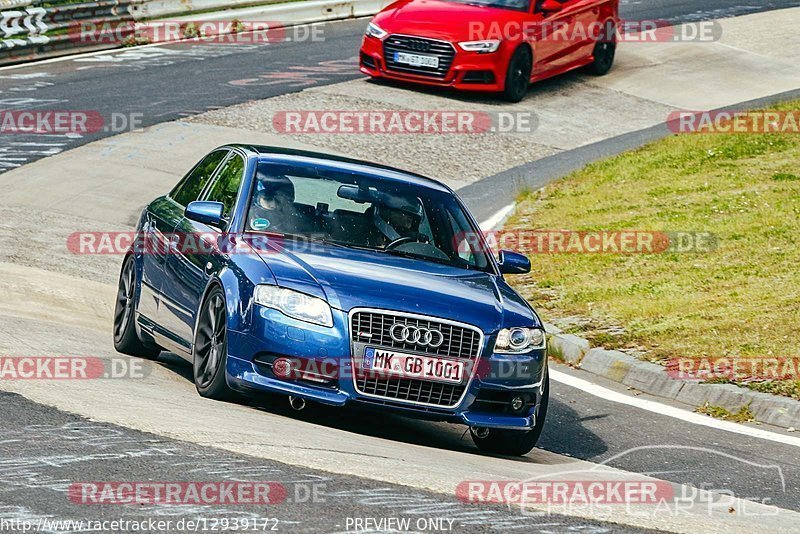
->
[249,174,299,232]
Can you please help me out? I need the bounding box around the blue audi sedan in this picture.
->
[113,145,548,456]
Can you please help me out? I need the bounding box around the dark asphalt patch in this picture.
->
[0,391,652,533]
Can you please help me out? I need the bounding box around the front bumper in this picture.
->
[226,306,547,430]
[359,35,509,93]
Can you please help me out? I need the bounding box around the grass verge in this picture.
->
[696,403,755,423]
[507,101,800,396]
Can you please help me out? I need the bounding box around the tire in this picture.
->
[471,369,550,456]
[501,46,532,103]
[586,25,617,76]
[193,286,237,401]
[113,256,161,359]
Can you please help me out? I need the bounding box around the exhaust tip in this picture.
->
[471,427,490,439]
[289,396,306,411]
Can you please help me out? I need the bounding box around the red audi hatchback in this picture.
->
[360,0,619,102]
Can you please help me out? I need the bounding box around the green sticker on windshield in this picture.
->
[252,218,271,231]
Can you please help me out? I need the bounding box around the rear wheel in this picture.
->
[193,286,237,401]
[471,369,549,456]
[113,257,161,359]
[501,46,532,103]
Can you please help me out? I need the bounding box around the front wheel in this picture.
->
[193,286,237,401]
[471,370,549,456]
[501,47,532,103]
[113,257,161,359]
[586,38,616,76]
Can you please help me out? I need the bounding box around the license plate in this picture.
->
[362,347,465,384]
[394,51,439,69]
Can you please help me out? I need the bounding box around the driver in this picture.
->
[372,196,426,246]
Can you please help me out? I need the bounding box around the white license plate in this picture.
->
[394,51,439,69]
[363,347,465,384]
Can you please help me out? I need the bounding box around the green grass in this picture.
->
[508,101,800,386]
[696,403,755,423]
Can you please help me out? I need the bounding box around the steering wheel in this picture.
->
[385,236,416,250]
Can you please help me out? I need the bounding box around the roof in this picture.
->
[227,144,453,193]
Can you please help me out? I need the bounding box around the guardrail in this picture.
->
[0,0,135,64]
[0,0,387,66]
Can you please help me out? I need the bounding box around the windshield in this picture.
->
[442,0,531,12]
[246,161,493,273]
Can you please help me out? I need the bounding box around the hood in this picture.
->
[253,241,537,333]
[374,0,528,42]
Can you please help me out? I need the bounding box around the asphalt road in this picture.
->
[0,391,650,534]
[1,0,799,172]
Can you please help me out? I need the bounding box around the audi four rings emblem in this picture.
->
[389,323,444,348]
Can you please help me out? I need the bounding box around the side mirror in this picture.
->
[185,201,225,227]
[541,0,564,12]
[498,250,531,275]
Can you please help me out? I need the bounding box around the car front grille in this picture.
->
[383,35,455,79]
[350,310,483,408]
[357,375,465,407]
[351,311,481,360]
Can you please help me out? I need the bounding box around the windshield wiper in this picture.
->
[319,239,378,252]
[244,231,342,249]
[382,248,474,270]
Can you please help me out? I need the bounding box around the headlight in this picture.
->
[254,285,333,327]
[458,40,501,53]
[494,327,545,354]
[365,22,388,40]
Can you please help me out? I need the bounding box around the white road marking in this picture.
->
[551,368,800,448]
[480,207,800,448]
[478,203,515,232]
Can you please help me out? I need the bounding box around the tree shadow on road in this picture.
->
[363,69,585,106]
[537,397,609,459]
[155,352,606,463]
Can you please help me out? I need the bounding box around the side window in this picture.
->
[204,153,246,223]
[170,150,228,206]
[445,209,488,268]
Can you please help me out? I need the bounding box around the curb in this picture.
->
[545,326,800,430]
